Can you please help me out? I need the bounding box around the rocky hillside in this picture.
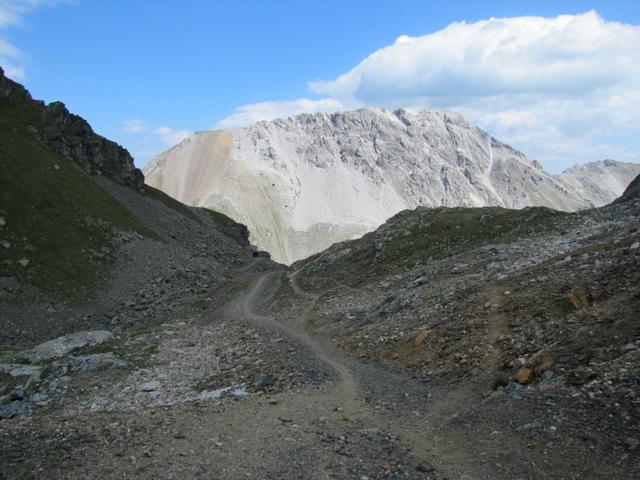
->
[145,108,640,264]
[270,172,640,477]
[0,67,254,345]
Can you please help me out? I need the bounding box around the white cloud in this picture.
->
[217,11,640,171]
[122,119,193,148]
[123,119,193,146]
[310,12,640,104]
[215,97,346,129]
[153,126,193,146]
[122,120,194,164]
[308,11,640,170]
[0,30,24,79]
[123,119,148,133]
[0,1,26,29]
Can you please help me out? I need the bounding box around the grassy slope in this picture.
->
[378,206,572,264]
[298,206,575,283]
[0,98,158,298]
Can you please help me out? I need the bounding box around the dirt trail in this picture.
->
[233,269,556,480]
[236,271,362,421]
[226,269,455,474]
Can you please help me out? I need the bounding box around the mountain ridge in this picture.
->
[145,107,640,264]
[0,67,145,190]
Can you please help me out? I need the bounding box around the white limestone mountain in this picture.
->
[556,159,640,207]
[144,108,640,264]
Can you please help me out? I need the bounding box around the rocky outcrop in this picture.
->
[40,101,144,189]
[0,67,144,189]
[145,108,640,264]
[0,67,33,103]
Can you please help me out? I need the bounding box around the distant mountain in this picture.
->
[145,108,640,264]
[557,159,640,207]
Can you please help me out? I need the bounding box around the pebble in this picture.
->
[416,462,434,473]
[139,381,161,392]
[516,421,542,432]
[515,367,534,385]
[625,437,640,451]
[31,393,49,404]
[257,375,274,388]
[9,388,25,401]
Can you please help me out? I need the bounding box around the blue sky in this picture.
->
[1,0,639,171]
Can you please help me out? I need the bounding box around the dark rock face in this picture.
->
[0,67,33,102]
[40,101,144,189]
[618,173,640,202]
[0,67,144,190]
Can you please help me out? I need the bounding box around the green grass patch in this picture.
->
[0,98,158,299]
[301,205,577,282]
[227,276,251,294]
[379,206,573,264]
[190,298,210,312]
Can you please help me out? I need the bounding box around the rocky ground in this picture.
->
[2,189,640,479]
[2,186,639,478]
[1,263,443,479]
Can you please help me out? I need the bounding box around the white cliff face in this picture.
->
[144,108,640,264]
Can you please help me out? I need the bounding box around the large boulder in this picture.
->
[20,330,113,363]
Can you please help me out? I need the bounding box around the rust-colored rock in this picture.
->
[564,292,589,310]
[515,367,534,384]
[534,356,554,375]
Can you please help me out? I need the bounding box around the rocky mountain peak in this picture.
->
[0,67,144,190]
[146,107,640,264]
[0,66,33,103]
